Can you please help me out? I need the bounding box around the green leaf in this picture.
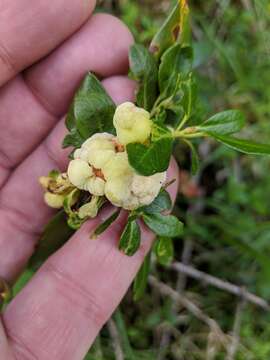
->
[63,189,85,230]
[127,137,173,176]
[12,269,34,297]
[209,133,270,155]
[29,211,74,270]
[119,219,141,256]
[183,139,199,175]
[133,252,151,301]
[48,169,60,179]
[150,0,191,60]
[143,213,183,237]
[198,110,245,135]
[154,237,174,266]
[141,189,172,214]
[92,209,121,237]
[159,44,193,94]
[75,94,115,139]
[63,189,80,214]
[129,44,158,111]
[151,123,172,140]
[181,75,197,117]
[63,73,115,149]
[62,128,89,149]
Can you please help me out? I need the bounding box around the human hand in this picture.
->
[0,1,179,359]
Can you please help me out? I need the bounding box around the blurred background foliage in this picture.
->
[86,0,270,359]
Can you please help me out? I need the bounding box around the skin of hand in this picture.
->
[0,1,179,359]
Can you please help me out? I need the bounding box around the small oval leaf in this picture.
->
[119,220,141,256]
[143,213,183,238]
[141,189,172,214]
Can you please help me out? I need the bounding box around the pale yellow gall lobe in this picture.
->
[67,159,93,190]
[67,159,106,196]
[74,133,117,170]
[103,152,167,210]
[131,172,167,204]
[44,192,65,209]
[39,176,51,189]
[102,152,133,180]
[87,177,106,197]
[113,102,152,145]
[104,176,131,208]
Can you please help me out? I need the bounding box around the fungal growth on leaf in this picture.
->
[42,103,167,215]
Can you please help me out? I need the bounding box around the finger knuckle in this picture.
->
[44,262,108,328]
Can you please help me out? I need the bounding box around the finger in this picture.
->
[3,162,179,360]
[25,13,133,115]
[0,321,13,359]
[0,76,136,282]
[0,0,96,86]
[0,14,133,188]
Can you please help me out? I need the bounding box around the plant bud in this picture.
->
[113,102,152,145]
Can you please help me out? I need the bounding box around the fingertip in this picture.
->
[102,76,136,104]
[89,13,134,75]
[24,12,134,116]
[86,0,97,17]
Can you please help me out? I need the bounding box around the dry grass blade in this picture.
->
[149,275,230,349]
[107,319,125,360]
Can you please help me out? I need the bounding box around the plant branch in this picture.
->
[107,319,124,360]
[113,309,135,360]
[225,299,246,360]
[170,262,269,310]
[149,275,229,347]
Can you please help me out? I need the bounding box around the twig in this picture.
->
[90,336,104,359]
[176,238,194,292]
[240,0,253,11]
[158,147,206,359]
[157,327,171,360]
[226,299,246,360]
[113,309,135,360]
[107,319,124,360]
[149,276,229,347]
[157,238,194,360]
[170,262,270,311]
[206,331,219,360]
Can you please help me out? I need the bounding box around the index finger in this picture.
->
[0,0,95,86]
